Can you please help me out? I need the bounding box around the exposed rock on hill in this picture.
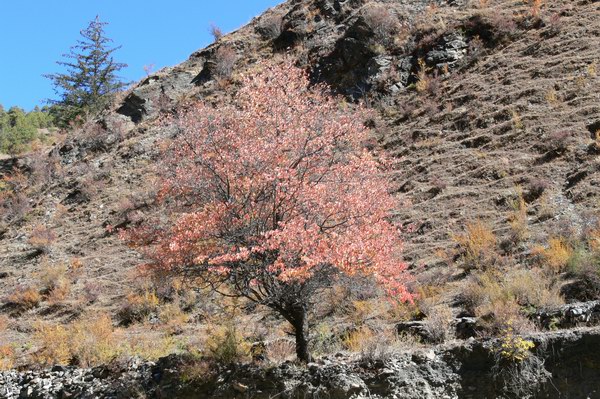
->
[2,327,600,398]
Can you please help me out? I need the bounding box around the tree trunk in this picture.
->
[290,305,312,363]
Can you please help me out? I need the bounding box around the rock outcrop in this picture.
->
[2,327,600,399]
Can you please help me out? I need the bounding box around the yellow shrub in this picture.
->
[545,89,559,106]
[497,326,535,362]
[343,326,375,353]
[33,323,71,365]
[511,110,524,130]
[504,268,563,309]
[117,290,160,324]
[461,269,546,335]
[415,59,432,94]
[348,300,378,325]
[508,187,528,244]
[453,221,497,271]
[33,314,119,367]
[70,314,119,367]
[532,238,573,273]
[477,298,532,335]
[205,323,250,364]
[127,334,176,361]
[343,325,419,361]
[159,303,190,335]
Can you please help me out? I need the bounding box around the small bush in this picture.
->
[477,297,533,336]
[362,5,400,47]
[28,225,56,254]
[69,257,84,279]
[453,221,497,271]
[205,323,250,364]
[343,325,375,353]
[343,326,418,363]
[531,237,573,273]
[546,130,571,152]
[461,268,555,335]
[39,262,71,303]
[82,281,102,303]
[504,268,563,309]
[415,59,440,96]
[33,323,71,365]
[69,314,119,367]
[0,315,8,332]
[491,328,550,397]
[0,344,16,370]
[527,0,543,19]
[422,305,454,343]
[33,314,119,367]
[265,339,296,364]
[508,187,528,245]
[159,302,190,335]
[562,231,600,300]
[0,191,30,225]
[497,326,535,363]
[79,174,106,201]
[209,23,223,41]
[127,333,177,361]
[593,129,600,152]
[213,46,238,79]
[117,290,160,325]
[527,178,549,201]
[511,109,524,130]
[7,285,42,309]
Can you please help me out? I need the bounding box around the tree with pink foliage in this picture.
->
[126,60,412,362]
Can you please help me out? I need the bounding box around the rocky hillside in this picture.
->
[1,0,599,397]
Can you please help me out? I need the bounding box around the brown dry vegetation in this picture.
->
[0,0,599,369]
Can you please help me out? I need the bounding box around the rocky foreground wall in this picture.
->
[1,327,599,399]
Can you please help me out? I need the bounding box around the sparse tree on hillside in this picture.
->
[45,16,128,127]
[124,61,412,362]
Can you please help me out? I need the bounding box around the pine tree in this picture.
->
[45,16,128,127]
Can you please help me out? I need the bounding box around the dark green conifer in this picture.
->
[45,16,128,127]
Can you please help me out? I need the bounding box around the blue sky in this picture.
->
[0,0,282,111]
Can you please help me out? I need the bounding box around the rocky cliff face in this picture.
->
[2,326,600,398]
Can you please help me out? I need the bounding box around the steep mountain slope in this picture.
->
[0,0,599,384]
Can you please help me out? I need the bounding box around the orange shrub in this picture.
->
[7,285,41,309]
[0,344,15,370]
[28,225,56,253]
[453,221,497,271]
[532,238,573,273]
